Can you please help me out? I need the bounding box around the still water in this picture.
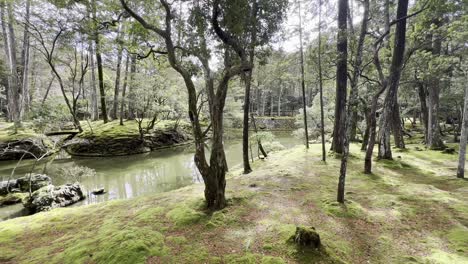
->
[0,133,300,221]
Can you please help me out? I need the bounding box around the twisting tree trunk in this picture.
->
[331,0,348,154]
[457,67,468,179]
[111,22,124,120]
[122,0,252,210]
[298,0,309,149]
[336,0,348,203]
[377,0,409,160]
[318,0,326,161]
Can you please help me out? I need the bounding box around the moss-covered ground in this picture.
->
[0,143,467,263]
[0,122,41,142]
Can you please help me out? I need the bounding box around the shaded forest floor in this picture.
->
[0,143,467,263]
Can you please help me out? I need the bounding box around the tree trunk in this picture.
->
[6,2,21,127]
[457,75,468,178]
[417,81,429,141]
[0,1,10,121]
[426,25,445,150]
[88,42,98,120]
[298,0,309,149]
[331,0,348,154]
[392,102,405,148]
[277,85,282,116]
[336,0,348,203]
[318,0,326,161]
[127,53,136,119]
[242,70,253,174]
[120,54,130,125]
[111,23,124,120]
[92,0,108,123]
[20,0,31,114]
[377,0,409,160]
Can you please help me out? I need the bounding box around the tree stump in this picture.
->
[291,226,321,248]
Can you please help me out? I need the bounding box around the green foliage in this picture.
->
[165,204,205,227]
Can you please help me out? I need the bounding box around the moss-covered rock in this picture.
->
[22,183,85,212]
[290,226,321,248]
[0,174,51,195]
[0,193,27,207]
[65,120,192,156]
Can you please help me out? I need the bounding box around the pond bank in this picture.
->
[0,144,466,263]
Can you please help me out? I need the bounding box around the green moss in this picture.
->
[225,253,258,264]
[134,206,165,223]
[321,199,365,218]
[0,123,39,142]
[426,250,468,264]
[0,193,27,206]
[166,204,205,226]
[261,256,286,264]
[447,227,468,253]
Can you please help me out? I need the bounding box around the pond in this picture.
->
[0,132,301,221]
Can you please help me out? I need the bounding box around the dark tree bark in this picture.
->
[457,70,468,178]
[298,1,309,149]
[92,0,108,123]
[20,0,31,114]
[426,21,446,150]
[6,1,22,127]
[242,0,258,174]
[336,0,348,203]
[417,79,428,141]
[331,0,348,154]
[111,23,124,120]
[119,54,130,125]
[318,0,326,161]
[377,0,409,160]
[122,0,251,210]
[88,41,98,120]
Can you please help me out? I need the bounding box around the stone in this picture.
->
[91,188,106,195]
[22,183,85,212]
[291,226,321,248]
[16,174,51,193]
[0,193,27,207]
[0,179,18,195]
[0,137,52,161]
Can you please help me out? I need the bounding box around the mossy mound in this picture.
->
[65,120,192,156]
[0,123,54,161]
[0,193,27,207]
[290,226,321,248]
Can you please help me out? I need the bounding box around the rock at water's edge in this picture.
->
[22,183,85,212]
[0,174,51,195]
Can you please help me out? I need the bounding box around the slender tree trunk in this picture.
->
[127,53,136,119]
[331,0,348,154]
[242,70,253,174]
[92,0,108,123]
[89,41,98,120]
[457,74,468,178]
[6,2,21,127]
[427,24,445,150]
[318,0,326,161]
[298,0,309,149]
[277,86,282,116]
[120,54,130,125]
[377,0,409,160]
[417,81,429,141]
[111,23,124,120]
[41,74,55,105]
[392,102,405,148]
[20,0,31,114]
[0,1,11,121]
[336,0,348,203]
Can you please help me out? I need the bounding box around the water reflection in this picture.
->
[0,133,300,220]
